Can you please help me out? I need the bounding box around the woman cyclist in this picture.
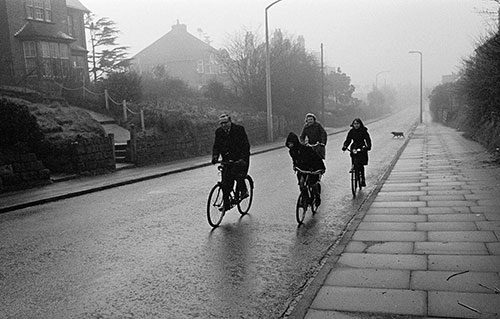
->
[286,132,325,206]
[342,118,372,187]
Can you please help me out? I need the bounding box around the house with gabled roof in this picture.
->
[132,21,228,89]
[0,0,90,88]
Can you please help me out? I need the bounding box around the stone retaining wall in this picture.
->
[71,135,116,175]
[132,116,297,166]
[0,152,51,192]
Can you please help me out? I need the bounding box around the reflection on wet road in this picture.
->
[0,109,418,318]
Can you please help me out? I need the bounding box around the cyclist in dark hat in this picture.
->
[212,113,250,210]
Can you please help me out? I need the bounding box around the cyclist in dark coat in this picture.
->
[286,132,325,205]
[342,118,372,187]
[300,113,327,159]
[212,114,250,210]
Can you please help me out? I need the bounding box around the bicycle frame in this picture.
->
[294,167,323,224]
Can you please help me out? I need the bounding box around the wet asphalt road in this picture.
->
[0,108,418,318]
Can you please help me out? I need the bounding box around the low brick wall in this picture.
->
[0,152,51,193]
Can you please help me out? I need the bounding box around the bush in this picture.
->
[0,97,43,152]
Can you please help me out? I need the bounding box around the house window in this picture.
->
[197,60,204,74]
[26,0,34,19]
[41,42,50,57]
[23,41,37,74]
[67,15,74,36]
[28,0,52,22]
[50,42,59,58]
[44,0,51,22]
[34,0,44,20]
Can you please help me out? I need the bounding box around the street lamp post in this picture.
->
[375,70,389,90]
[409,50,423,123]
[265,0,283,142]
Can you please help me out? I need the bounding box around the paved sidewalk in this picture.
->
[292,123,500,319]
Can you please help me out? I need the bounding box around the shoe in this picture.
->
[240,191,249,200]
[219,201,231,211]
[315,197,321,207]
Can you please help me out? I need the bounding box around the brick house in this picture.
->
[132,21,228,89]
[0,0,89,87]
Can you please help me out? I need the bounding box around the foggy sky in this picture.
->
[82,0,498,91]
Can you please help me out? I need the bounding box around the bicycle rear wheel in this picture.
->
[207,183,225,227]
[237,175,254,215]
[296,192,308,224]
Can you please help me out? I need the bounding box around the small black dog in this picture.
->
[391,131,405,139]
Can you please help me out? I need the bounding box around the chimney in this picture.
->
[172,20,187,32]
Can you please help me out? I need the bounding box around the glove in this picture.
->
[342,147,347,152]
[211,156,218,165]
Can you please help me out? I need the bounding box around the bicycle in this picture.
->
[295,167,324,224]
[207,161,254,228]
[345,147,366,198]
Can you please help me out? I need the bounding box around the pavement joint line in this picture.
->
[283,120,420,319]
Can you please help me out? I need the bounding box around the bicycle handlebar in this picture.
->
[345,146,366,154]
[305,142,325,147]
[295,167,325,175]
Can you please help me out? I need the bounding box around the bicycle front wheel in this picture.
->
[351,169,357,197]
[207,183,225,228]
[237,175,254,215]
[296,192,308,224]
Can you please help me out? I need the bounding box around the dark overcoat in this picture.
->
[342,127,372,165]
[212,123,250,166]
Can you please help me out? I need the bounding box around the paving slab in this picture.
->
[418,207,471,214]
[414,242,489,255]
[411,270,500,293]
[427,213,485,222]
[416,221,477,231]
[324,268,410,289]
[428,231,497,242]
[366,207,418,215]
[311,287,426,316]
[475,221,500,231]
[428,291,500,318]
[372,196,419,202]
[357,222,416,231]
[363,214,427,222]
[352,230,426,242]
[344,241,414,254]
[427,200,477,207]
[428,255,500,272]
[486,242,500,254]
[337,253,427,270]
[370,201,427,208]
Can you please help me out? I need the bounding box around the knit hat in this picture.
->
[305,113,316,121]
